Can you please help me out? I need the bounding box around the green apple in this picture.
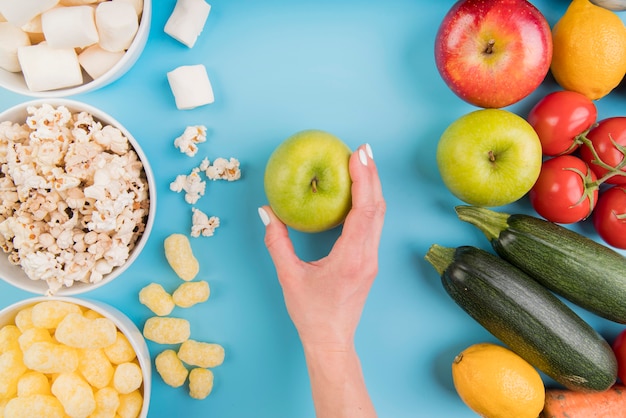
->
[436,109,542,207]
[264,129,352,233]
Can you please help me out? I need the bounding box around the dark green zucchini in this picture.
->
[456,205,626,324]
[425,244,617,392]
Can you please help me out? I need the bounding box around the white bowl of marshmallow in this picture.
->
[0,0,151,97]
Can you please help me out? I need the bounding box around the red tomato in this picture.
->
[593,186,626,249]
[529,155,598,224]
[580,117,626,185]
[527,90,597,156]
[612,328,626,383]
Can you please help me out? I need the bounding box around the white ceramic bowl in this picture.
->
[0,296,151,417]
[0,0,151,98]
[0,98,156,295]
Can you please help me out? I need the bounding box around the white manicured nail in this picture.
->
[359,149,368,166]
[258,207,270,226]
[365,143,373,160]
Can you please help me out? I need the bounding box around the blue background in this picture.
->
[1,1,626,416]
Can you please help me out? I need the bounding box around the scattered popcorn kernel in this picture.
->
[0,325,22,353]
[4,394,65,418]
[113,361,143,394]
[0,349,27,399]
[16,371,51,396]
[139,283,175,316]
[172,280,210,308]
[31,301,81,329]
[14,306,34,332]
[104,331,136,365]
[190,207,219,238]
[51,372,96,418]
[188,367,214,400]
[142,317,190,345]
[173,125,207,157]
[23,342,78,374]
[178,340,224,368]
[155,349,188,388]
[169,168,206,204]
[55,313,117,349]
[17,327,52,352]
[204,157,241,181]
[78,348,114,389]
[91,386,120,418]
[164,233,199,281]
[117,389,143,418]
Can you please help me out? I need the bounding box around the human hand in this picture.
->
[258,143,385,352]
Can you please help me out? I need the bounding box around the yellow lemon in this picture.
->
[452,343,545,418]
[551,0,626,100]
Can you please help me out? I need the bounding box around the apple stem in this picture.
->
[311,178,318,193]
[484,39,495,55]
[488,150,496,162]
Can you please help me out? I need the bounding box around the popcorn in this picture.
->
[0,104,150,294]
[203,157,241,181]
[51,372,96,417]
[155,349,188,388]
[188,367,214,400]
[142,317,190,345]
[172,280,210,308]
[113,362,143,394]
[174,125,207,157]
[139,283,175,316]
[164,0,211,48]
[170,168,206,205]
[178,339,224,368]
[164,233,199,281]
[190,207,219,238]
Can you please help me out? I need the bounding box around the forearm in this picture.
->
[303,344,377,418]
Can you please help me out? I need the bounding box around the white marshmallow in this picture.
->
[60,0,98,5]
[0,22,31,72]
[0,0,59,27]
[164,0,211,48]
[167,64,214,110]
[95,1,139,52]
[113,0,143,16]
[18,43,83,91]
[78,44,124,79]
[42,6,99,49]
[21,14,45,44]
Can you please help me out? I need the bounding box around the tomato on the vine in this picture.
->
[593,186,626,249]
[580,117,626,185]
[527,90,597,156]
[528,155,598,224]
[612,328,626,383]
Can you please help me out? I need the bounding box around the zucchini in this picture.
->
[456,205,626,324]
[425,244,617,392]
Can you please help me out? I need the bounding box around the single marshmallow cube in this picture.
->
[0,22,31,72]
[0,0,59,27]
[18,43,83,92]
[42,5,99,49]
[79,44,125,80]
[60,0,99,5]
[167,64,214,110]
[113,0,143,16]
[21,14,45,45]
[96,1,139,52]
[164,0,211,48]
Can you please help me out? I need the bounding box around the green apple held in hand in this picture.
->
[434,0,552,108]
[264,129,352,233]
[437,109,542,207]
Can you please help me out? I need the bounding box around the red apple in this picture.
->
[434,0,552,109]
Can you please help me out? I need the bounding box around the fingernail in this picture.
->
[359,149,368,166]
[258,207,271,226]
[365,143,373,160]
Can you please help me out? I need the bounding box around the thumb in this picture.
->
[258,206,302,276]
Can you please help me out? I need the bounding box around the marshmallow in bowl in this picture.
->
[18,43,83,91]
[78,44,125,80]
[96,1,139,52]
[164,0,211,48]
[167,64,214,110]
[114,0,143,16]
[41,6,99,49]
[0,22,31,72]
[0,0,59,27]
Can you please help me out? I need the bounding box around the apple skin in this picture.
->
[436,109,542,207]
[434,0,552,109]
[264,129,352,233]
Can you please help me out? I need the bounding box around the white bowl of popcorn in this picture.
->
[0,0,151,97]
[0,98,155,295]
[0,296,151,417]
